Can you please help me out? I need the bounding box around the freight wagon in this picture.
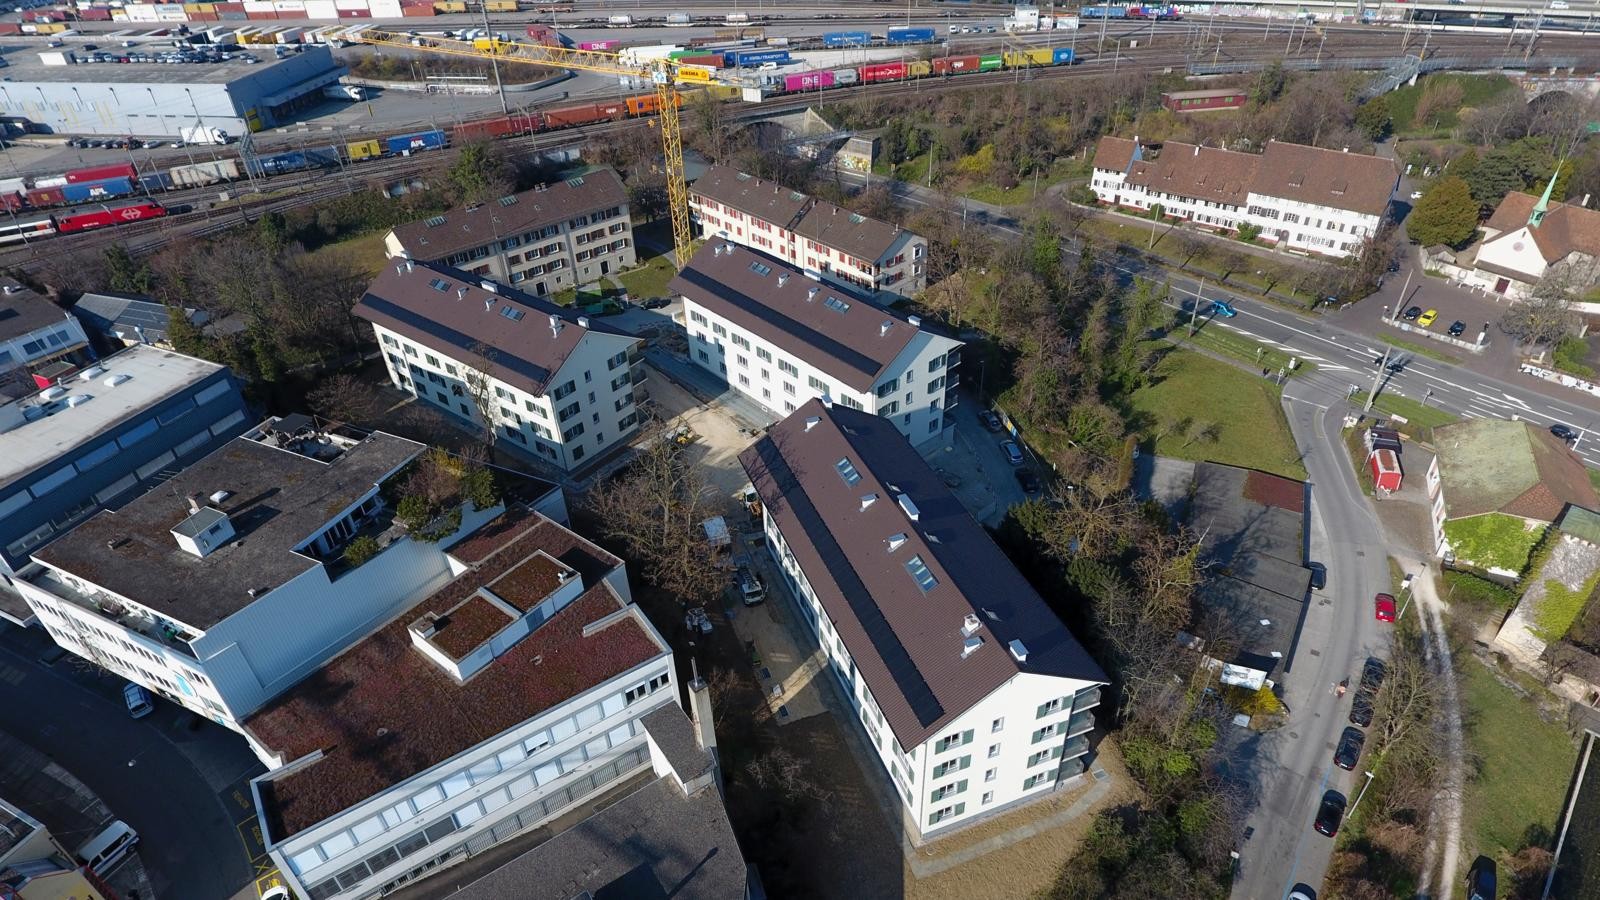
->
[783,70,834,92]
[346,138,383,161]
[62,178,136,203]
[384,130,448,154]
[248,145,341,176]
[860,61,906,82]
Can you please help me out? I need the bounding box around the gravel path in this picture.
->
[1409,559,1466,900]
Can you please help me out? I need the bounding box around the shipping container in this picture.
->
[248,145,341,176]
[431,0,464,10]
[33,175,69,189]
[673,64,714,85]
[66,163,138,184]
[885,25,935,44]
[932,53,981,74]
[907,59,930,77]
[1369,449,1402,493]
[1080,5,1127,17]
[0,178,23,195]
[1003,47,1053,67]
[978,53,1002,71]
[1053,47,1075,64]
[576,39,616,51]
[821,30,869,48]
[398,2,434,15]
[78,7,113,20]
[782,70,834,92]
[139,172,173,192]
[676,53,722,68]
[859,61,906,82]
[0,23,21,34]
[523,23,555,43]
[168,158,239,186]
[346,138,382,160]
[542,102,605,128]
[25,187,65,207]
[62,178,135,203]
[56,202,166,233]
[383,129,447,154]
[729,48,787,67]
[831,66,858,85]
[595,99,626,119]
[453,113,539,141]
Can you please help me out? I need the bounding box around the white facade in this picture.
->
[761,513,1102,837]
[1459,225,1549,298]
[261,652,676,900]
[374,323,642,473]
[681,301,961,446]
[0,308,89,381]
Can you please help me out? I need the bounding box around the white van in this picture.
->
[76,820,139,876]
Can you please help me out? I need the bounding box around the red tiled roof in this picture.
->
[1484,192,1600,264]
[1254,141,1399,218]
[1124,141,1260,208]
[1243,470,1306,514]
[1092,136,1137,174]
[246,514,660,840]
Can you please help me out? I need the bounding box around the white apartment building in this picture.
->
[0,278,93,395]
[14,415,564,731]
[356,259,644,473]
[383,167,635,297]
[688,164,928,299]
[672,243,961,447]
[245,508,676,900]
[739,401,1108,840]
[1090,137,1398,259]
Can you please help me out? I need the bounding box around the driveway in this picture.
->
[929,390,1031,525]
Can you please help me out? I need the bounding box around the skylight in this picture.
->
[749,261,771,277]
[499,305,525,321]
[498,195,519,206]
[835,457,861,485]
[823,296,850,314]
[428,278,450,292]
[849,213,865,224]
[424,216,447,227]
[905,555,937,592]
[566,176,585,187]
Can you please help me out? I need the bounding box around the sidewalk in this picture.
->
[0,728,156,900]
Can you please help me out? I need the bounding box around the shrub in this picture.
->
[396,494,435,533]
[342,535,380,568]
[1443,569,1519,610]
[1534,574,1600,642]
[461,465,500,511]
[1553,335,1595,380]
[1236,222,1262,243]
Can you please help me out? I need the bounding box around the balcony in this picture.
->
[1061,734,1092,762]
[31,569,197,659]
[1072,686,1102,713]
[945,351,961,370]
[1067,710,1095,738]
[1057,756,1086,780]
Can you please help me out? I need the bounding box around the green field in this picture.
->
[1165,320,1316,377]
[1388,73,1516,135]
[304,229,389,278]
[617,253,677,301]
[1130,349,1306,479]
[1378,333,1461,364]
[1443,513,1546,573]
[1460,659,1579,862]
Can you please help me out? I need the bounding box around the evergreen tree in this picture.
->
[1407,176,1479,248]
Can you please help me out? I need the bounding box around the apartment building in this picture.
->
[739,401,1108,840]
[688,164,928,299]
[0,795,115,900]
[246,507,679,900]
[15,416,562,730]
[0,278,93,396]
[383,168,634,297]
[1090,136,1398,258]
[356,259,643,473]
[672,243,961,446]
[0,345,247,625]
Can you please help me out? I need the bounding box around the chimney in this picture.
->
[908,315,921,327]
[484,297,494,311]
[859,493,878,511]
[577,316,591,328]
[457,287,468,300]
[549,313,563,337]
[962,635,984,658]
[404,258,414,272]
[803,415,821,431]
[713,244,723,256]
[962,613,982,637]
[887,532,907,551]
[879,320,893,337]
[186,494,202,514]
[721,243,732,254]
[806,287,818,301]
[1009,639,1029,663]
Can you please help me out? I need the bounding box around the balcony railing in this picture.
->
[1067,710,1095,738]
[1061,734,1091,762]
[1073,686,1102,713]
[945,351,962,369]
[1058,756,1086,780]
[32,569,197,659]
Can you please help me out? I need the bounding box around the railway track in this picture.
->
[5,30,1596,269]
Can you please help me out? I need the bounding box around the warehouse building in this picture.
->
[0,46,346,137]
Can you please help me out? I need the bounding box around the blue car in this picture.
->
[1207,300,1237,318]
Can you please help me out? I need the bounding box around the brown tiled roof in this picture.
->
[0,278,76,345]
[1485,191,1539,234]
[1124,141,1260,208]
[1254,141,1399,217]
[246,512,659,840]
[1435,419,1600,521]
[388,168,627,261]
[670,243,921,391]
[793,200,909,266]
[738,400,1106,751]
[1163,88,1248,101]
[1485,192,1600,264]
[1092,135,1137,174]
[1243,470,1306,515]
[688,164,811,229]
[352,259,637,399]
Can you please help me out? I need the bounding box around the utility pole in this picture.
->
[481,0,508,115]
[1349,770,1377,814]
[1189,277,1207,336]
[1364,344,1392,412]
[1390,267,1413,320]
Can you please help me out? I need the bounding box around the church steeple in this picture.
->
[1530,170,1559,228]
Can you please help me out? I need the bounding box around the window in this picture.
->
[689,311,708,326]
[905,555,937,592]
[991,717,1004,733]
[606,351,627,371]
[985,767,997,782]
[928,803,965,826]
[808,375,827,391]
[756,347,773,363]
[934,729,973,754]
[835,458,861,485]
[988,743,1001,759]
[931,754,970,779]
[1023,773,1054,791]
[1037,698,1064,718]
[558,402,581,422]
[929,779,967,803]
[563,423,585,441]
[778,360,798,377]
[731,334,750,350]
[824,296,850,314]
[1032,723,1060,744]
[1029,747,1062,767]
[551,380,577,400]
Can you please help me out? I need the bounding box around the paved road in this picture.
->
[0,621,265,900]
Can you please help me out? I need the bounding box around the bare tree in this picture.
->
[307,373,378,425]
[463,340,502,447]
[1501,273,1580,346]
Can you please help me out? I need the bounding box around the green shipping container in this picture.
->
[978,54,1003,72]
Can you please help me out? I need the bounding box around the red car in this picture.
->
[1374,593,1397,623]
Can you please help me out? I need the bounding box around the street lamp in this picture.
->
[1349,769,1378,813]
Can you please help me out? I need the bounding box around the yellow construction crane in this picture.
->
[360,30,760,268]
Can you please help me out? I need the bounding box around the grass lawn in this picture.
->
[303,229,390,278]
[1163,320,1316,377]
[1442,513,1546,573]
[1378,333,1462,364]
[1590,466,1600,494]
[1460,658,1580,862]
[1129,349,1306,479]
[1371,393,1460,436]
[1388,73,1515,135]
[617,253,676,300]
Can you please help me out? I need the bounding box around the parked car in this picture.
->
[1001,440,1024,465]
[735,564,765,606]
[123,683,154,719]
[1334,726,1366,770]
[1409,190,1424,200]
[1403,305,1423,320]
[1015,467,1041,495]
[1417,308,1438,327]
[1551,423,1580,443]
[1349,691,1375,727]
[1448,320,1467,337]
[979,409,1003,432]
[640,297,671,310]
[1374,592,1397,623]
[1360,657,1387,692]
[1313,790,1347,837]
[1308,562,1326,591]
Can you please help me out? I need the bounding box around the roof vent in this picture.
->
[38,385,67,401]
[103,373,131,388]
[480,280,499,294]
[962,635,984,658]
[803,415,821,431]
[208,490,231,505]
[961,613,981,637]
[879,320,893,337]
[859,492,879,511]
[807,287,819,301]
[713,244,723,257]
[457,287,469,300]
[484,297,495,311]
[549,313,563,337]
[405,258,414,272]
[721,243,733,254]
[907,315,921,327]
[897,493,920,521]
[778,273,789,286]
[66,394,91,407]
[577,316,590,328]
[1009,639,1028,663]
[79,366,107,381]
[887,532,907,551]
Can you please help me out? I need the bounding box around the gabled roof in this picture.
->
[1484,192,1600,264]
[353,259,636,398]
[1253,140,1399,217]
[688,164,811,229]
[71,291,202,344]
[1125,140,1260,207]
[387,167,627,261]
[1091,136,1138,174]
[670,243,926,392]
[0,279,74,347]
[1435,418,1600,522]
[793,199,909,265]
[738,400,1106,751]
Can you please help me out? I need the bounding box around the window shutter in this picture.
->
[957,779,968,794]
[954,802,966,816]
[962,729,974,746]
[1037,702,1048,718]
[960,755,971,771]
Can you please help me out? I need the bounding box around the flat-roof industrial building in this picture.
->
[0,45,346,137]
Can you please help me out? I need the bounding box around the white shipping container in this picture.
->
[242,1,274,10]
[123,3,159,20]
[618,44,678,65]
[155,7,187,20]
[367,0,400,16]
[333,0,367,9]
[0,178,25,194]
[273,0,305,10]
[275,25,303,40]
[1054,15,1079,29]
[36,51,75,65]
[34,176,69,188]
[304,2,337,18]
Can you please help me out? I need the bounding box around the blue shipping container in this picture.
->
[62,178,134,202]
[822,30,870,48]
[139,173,173,193]
[1052,47,1075,64]
[885,26,935,43]
[1081,5,1128,16]
[385,130,449,154]
[731,49,789,67]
